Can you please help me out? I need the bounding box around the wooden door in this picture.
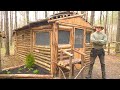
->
[74,28,85,59]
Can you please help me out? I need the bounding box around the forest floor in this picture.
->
[82,53,120,79]
[1,48,120,79]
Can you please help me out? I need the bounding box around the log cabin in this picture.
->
[14,11,94,77]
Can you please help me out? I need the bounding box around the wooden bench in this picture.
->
[57,49,86,79]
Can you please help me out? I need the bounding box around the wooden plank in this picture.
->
[33,29,52,32]
[33,48,51,52]
[58,45,71,49]
[51,22,58,75]
[33,50,50,55]
[33,46,50,49]
[35,60,51,68]
[59,25,73,30]
[34,54,51,61]
[33,53,51,58]
[34,57,51,64]
[32,25,52,30]
[0,74,53,79]
[35,62,51,71]
[48,14,83,23]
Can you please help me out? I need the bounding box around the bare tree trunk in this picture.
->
[15,11,17,29]
[86,11,88,21]
[90,11,95,26]
[81,11,85,14]
[45,11,47,18]
[115,11,120,53]
[10,11,13,46]
[5,11,10,56]
[35,11,37,20]
[0,11,3,48]
[53,11,55,15]
[100,11,102,24]
[111,11,113,42]
[0,11,2,71]
[104,11,108,34]
[26,11,29,24]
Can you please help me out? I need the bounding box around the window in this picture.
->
[74,29,84,48]
[35,32,50,45]
[58,30,70,44]
[86,32,91,43]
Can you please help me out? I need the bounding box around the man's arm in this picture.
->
[98,34,107,45]
[90,33,99,44]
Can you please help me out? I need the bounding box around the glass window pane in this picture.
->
[74,29,83,48]
[58,30,70,44]
[36,32,50,45]
[86,32,91,43]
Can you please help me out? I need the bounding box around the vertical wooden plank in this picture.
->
[51,23,58,76]
[50,30,53,75]
[70,27,74,51]
[30,28,33,53]
[14,32,17,56]
[69,56,73,79]
[81,55,84,79]
[108,43,110,55]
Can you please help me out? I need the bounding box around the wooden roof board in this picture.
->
[58,16,92,28]
[14,13,93,31]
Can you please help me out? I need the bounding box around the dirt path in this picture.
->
[85,53,120,79]
[1,55,24,70]
[1,53,120,79]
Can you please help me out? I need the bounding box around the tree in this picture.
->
[53,11,55,15]
[0,11,3,48]
[26,11,29,24]
[35,11,38,21]
[115,11,120,53]
[111,11,114,42]
[90,11,95,26]
[15,11,17,29]
[0,11,2,71]
[10,11,13,46]
[104,11,108,34]
[5,11,10,56]
[100,11,102,24]
[45,11,47,18]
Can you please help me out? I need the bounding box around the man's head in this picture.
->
[94,25,104,32]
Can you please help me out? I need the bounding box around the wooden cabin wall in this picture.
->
[85,30,93,65]
[32,25,52,72]
[15,29,31,61]
[58,45,72,61]
[58,16,92,28]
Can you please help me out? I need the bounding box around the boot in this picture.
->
[86,64,93,79]
[102,71,106,79]
[101,64,106,79]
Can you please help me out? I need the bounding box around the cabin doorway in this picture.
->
[74,28,84,59]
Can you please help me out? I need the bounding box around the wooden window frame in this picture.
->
[74,28,84,48]
[33,30,51,47]
[58,29,71,46]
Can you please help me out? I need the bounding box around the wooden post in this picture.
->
[81,55,84,79]
[108,43,110,55]
[51,23,58,76]
[0,35,1,72]
[69,56,73,79]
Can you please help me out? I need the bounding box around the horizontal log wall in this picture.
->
[33,46,51,71]
[85,43,92,65]
[58,45,72,61]
[16,29,31,61]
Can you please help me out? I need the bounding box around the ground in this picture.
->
[89,53,120,79]
[1,46,120,79]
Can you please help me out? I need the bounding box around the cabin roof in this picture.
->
[14,11,93,31]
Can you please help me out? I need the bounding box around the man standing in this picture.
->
[86,25,107,79]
